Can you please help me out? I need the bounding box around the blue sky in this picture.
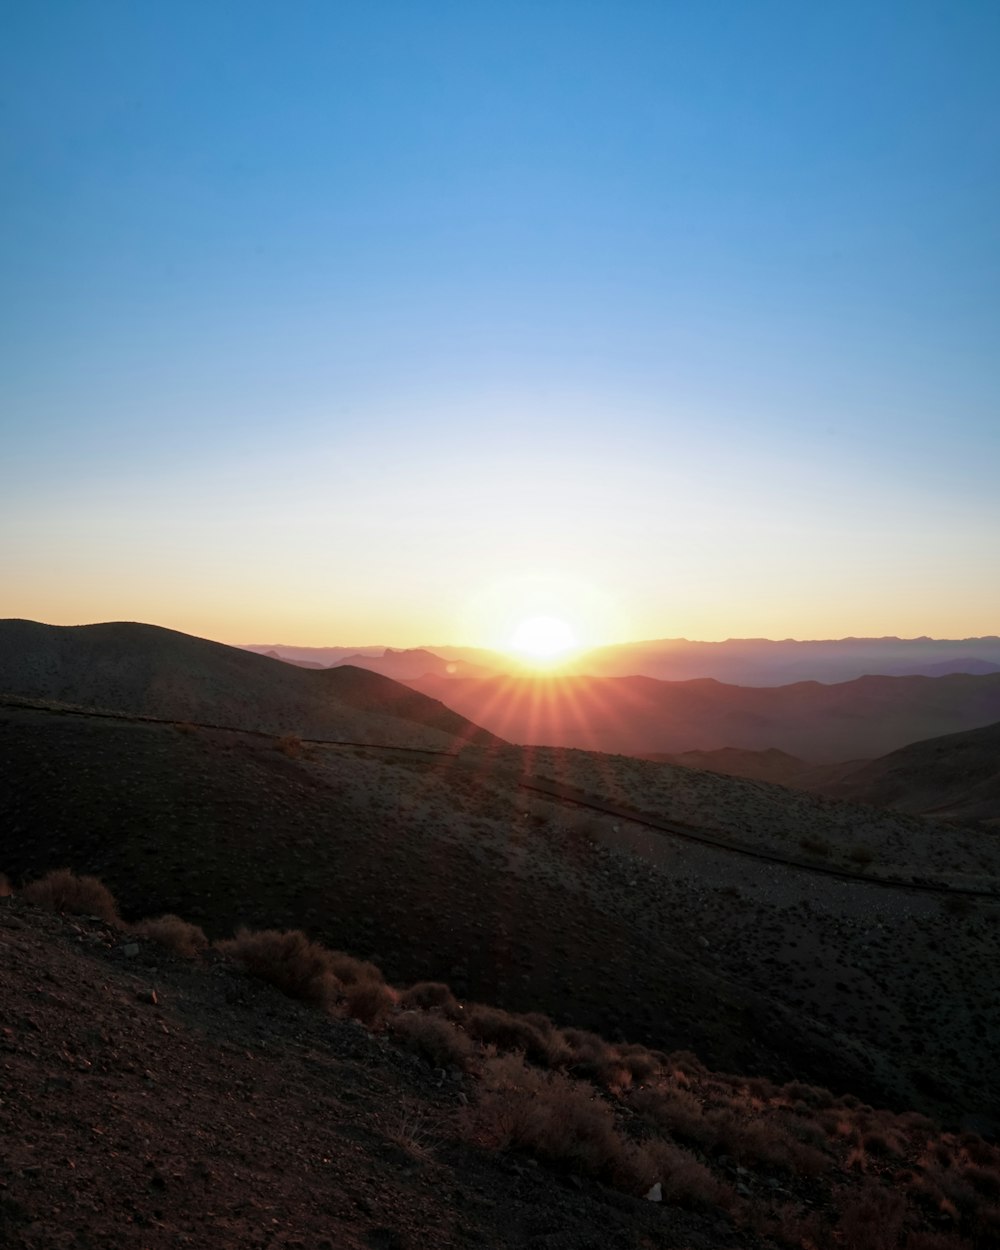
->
[2,1,998,645]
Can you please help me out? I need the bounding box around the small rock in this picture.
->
[122,943,140,959]
[645,1182,662,1202]
[137,989,158,1006]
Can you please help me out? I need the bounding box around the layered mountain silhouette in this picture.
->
[0,620,500,750]
[406,671,1000,762]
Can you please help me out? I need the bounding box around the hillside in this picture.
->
[643,747,859,789]
[0,619,501,750]
[405,671,1000,761]
[9,893,1000,1250]
[3,698,999,1128]
[817,721,1000,827]
[0,898,732,1250]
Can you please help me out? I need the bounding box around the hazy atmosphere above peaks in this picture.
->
[2,2,998,645]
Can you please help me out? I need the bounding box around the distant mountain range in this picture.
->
[405,670,1000,763]
[247,635,1000,685]
[243,644,495,679]
[429,636,1000,684]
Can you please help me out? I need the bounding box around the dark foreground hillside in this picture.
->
[0,619,501,750]
[4,889,1000,1250]
[0,899,732,1250]
[3,702,999,1128]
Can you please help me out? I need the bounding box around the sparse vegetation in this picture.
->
[342,977,397,1025]
[22,868,119,924]
[326,950,384,985]
[461,1054,648,1191]
[216,927,338,1004]
[399,980,460,1014]
[276,733,304,758]
[464,1004,571,1069]
[131,913,208,957]
[390,1011,476,1070]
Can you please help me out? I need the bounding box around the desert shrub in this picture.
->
[643,1137,735,1210]
[618,1045,660,1084]
[630,1085,711,1147]
[561,1027,632,1086]
[132,914,207,958]
[217,927,337,1004]
[836,1183,907,1250]
[863,1129,905,1160]
[782,1080,834,1110]
[781,1113,830,1153]
[799,836,832,858]
[464,1006,570,1069]
[342,978,397,1026]
[276,733,303,758]
[849,845,875,867]
[963,1164,1000,1201]
[462,1055,641,1188]
[958,1134,996,1168]
[390,1011,476,1070]
[705,1108,790,1170]
[745,1074,777,1100]
[326,950,384,985]
[669,1050,707,1078]
[521,1011,558,1035]
[0,873,11,898]
[22,869,119,924]
[399,981,459,1014]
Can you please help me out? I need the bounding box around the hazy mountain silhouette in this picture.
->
[406,671,1000,761]
[0,619,500,750]
[426,636,1000,684]
[261,648,326,669]
[329,647,496,680]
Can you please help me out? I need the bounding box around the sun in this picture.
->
[509,615,578,664]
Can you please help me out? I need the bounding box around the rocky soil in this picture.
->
[0,898,761,1250]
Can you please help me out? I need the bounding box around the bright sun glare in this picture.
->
[509,615,578,662]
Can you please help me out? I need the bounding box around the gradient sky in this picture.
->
[2,1,998,648]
